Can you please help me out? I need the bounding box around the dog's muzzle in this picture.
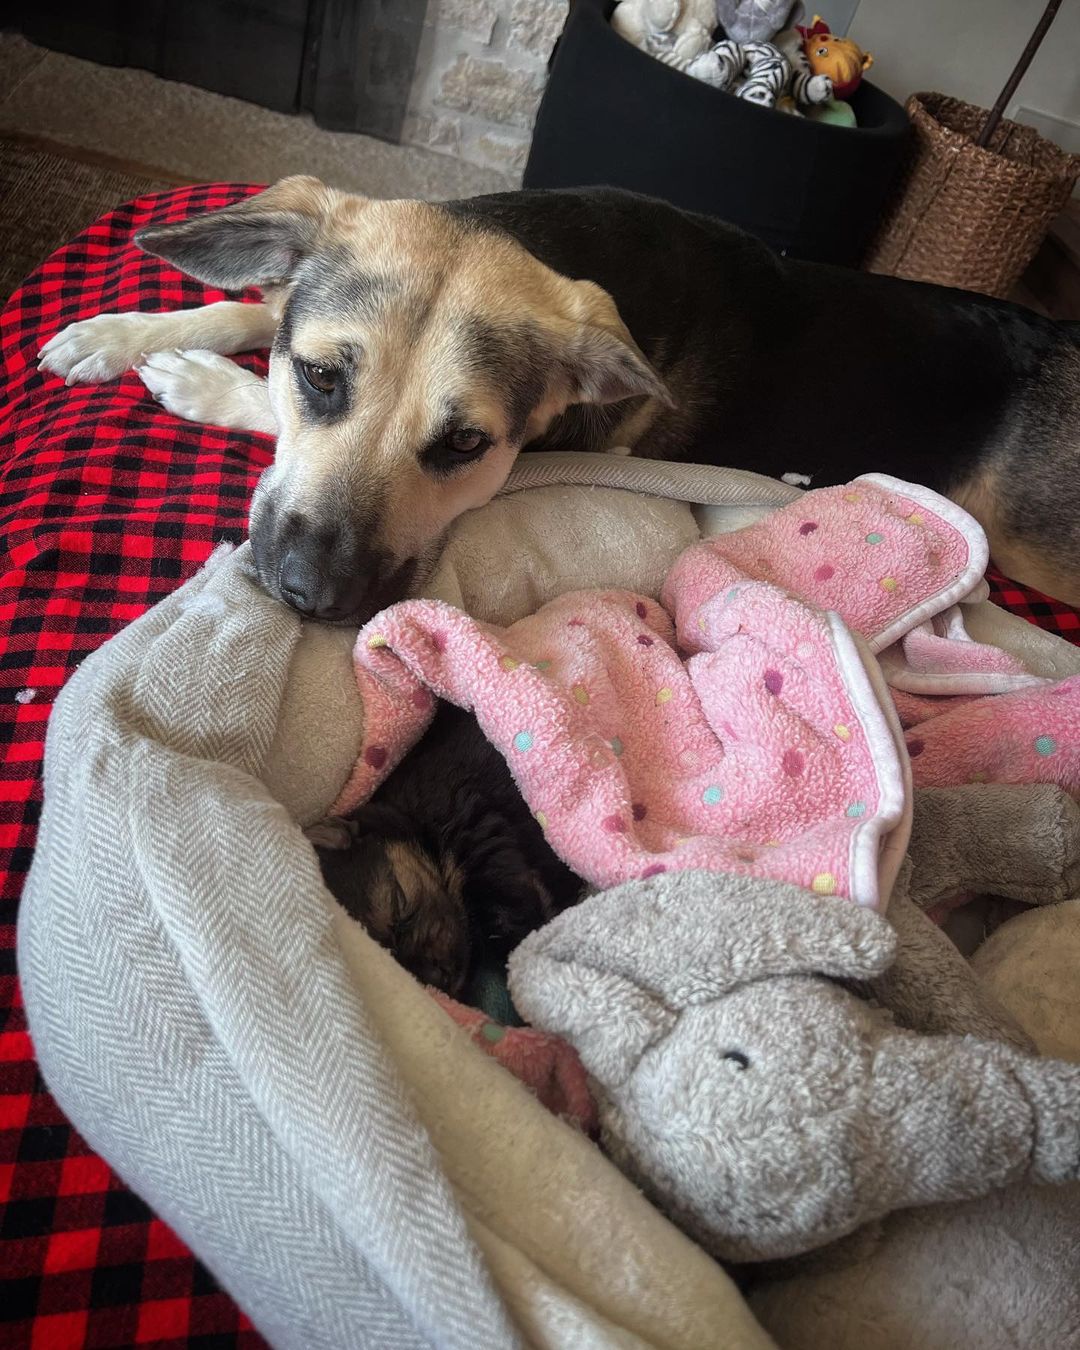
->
[250,494,414,624]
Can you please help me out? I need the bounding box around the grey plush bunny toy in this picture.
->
[508,784,1080,1264]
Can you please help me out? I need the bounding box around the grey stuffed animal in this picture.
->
[715,0,803,42]
[508,785,1080,1264]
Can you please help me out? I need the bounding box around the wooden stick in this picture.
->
[976,0,1066,148]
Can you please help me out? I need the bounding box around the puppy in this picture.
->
[310,702,584,996]
[39,179,1080,616]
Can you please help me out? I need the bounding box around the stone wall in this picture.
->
[404,0,568,181]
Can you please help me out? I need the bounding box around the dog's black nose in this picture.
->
[278,549,360,621]
[278,550,322,615]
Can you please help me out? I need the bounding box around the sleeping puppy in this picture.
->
[38,178,1080,616]
[309,702,584,996]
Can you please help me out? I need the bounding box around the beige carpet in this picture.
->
[0,34,511,207]
[0,135,182,301]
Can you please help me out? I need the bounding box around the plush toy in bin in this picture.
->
[609,0,868,119]
[688,39,795,106]
[609,0,720,73]
[798,15,873,98]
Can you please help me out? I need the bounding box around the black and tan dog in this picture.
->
[40,176,1080,618]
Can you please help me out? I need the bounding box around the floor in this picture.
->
[0,32,511,199]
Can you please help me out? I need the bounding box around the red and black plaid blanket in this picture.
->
[1,185,1078,1348]
[2,185,269,1349]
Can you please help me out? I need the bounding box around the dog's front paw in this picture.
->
[38,312,166,384]
[135,349,272,431]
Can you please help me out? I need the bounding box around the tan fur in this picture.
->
[255,180,666,586]
[950,468,1080,608]
[381,839,469,993]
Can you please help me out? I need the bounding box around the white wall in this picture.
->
[849,0,1080,152]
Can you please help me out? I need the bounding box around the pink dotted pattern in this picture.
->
[334,474,1080,912]
[338,575,905,909]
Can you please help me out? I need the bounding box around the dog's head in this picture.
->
[136,176,669,622]
[315,801,473,996]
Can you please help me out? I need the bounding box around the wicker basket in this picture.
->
[865,92,1080,297]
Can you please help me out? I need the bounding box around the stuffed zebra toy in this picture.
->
[688,39,789,106]
[688,34,833,110]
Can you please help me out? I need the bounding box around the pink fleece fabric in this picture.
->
[339,573,908,911]
[335,474,1080,910]
[670,473,1037,696]
[339,473,1080,882]
[903,676,1080,791]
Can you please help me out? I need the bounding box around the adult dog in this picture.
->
[39,177,1080,620]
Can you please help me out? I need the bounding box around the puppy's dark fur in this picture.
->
[314,703,584,995]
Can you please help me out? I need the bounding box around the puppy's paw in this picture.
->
[305,817,357,851]
[38,312,168,384]
[136,349,272,430]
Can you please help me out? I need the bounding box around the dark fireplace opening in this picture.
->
[7,0,431,143]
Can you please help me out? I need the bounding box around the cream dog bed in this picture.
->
[18,455,1080,1349]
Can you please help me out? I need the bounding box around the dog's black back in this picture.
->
[445,187,1077,497]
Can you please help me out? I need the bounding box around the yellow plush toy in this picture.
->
[798,16,873,99]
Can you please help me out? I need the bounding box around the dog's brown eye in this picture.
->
[448,428,488,455]
[300,362,338,395]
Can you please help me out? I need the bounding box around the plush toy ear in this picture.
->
[135,175,343,289]
[508,944,676,1089]
[512,871,896,1015]
[870,1032,1080,1218]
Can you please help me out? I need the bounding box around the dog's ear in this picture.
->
[135,176,342,289]
[559,280,674,408]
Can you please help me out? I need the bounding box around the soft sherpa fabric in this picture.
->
[508,868,1080,1264]
[746,1182,1080,1350]
[338,579,909,910]
[671,473,1040,693]
[423,486,702,626]
[974,898,1080,1062]
[19,542,773,1350]
[424,451,802,626]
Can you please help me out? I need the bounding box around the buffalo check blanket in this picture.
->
[1,184,1077,1349]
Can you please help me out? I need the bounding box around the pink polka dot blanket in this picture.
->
[334,474,1080,916]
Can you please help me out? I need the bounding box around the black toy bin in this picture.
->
[524,0,910,268]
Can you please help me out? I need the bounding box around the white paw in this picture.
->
[808,73,833,103]
[136,349,270,429]
[38,312,167,384]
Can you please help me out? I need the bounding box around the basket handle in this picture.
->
[976,0,1066,148]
